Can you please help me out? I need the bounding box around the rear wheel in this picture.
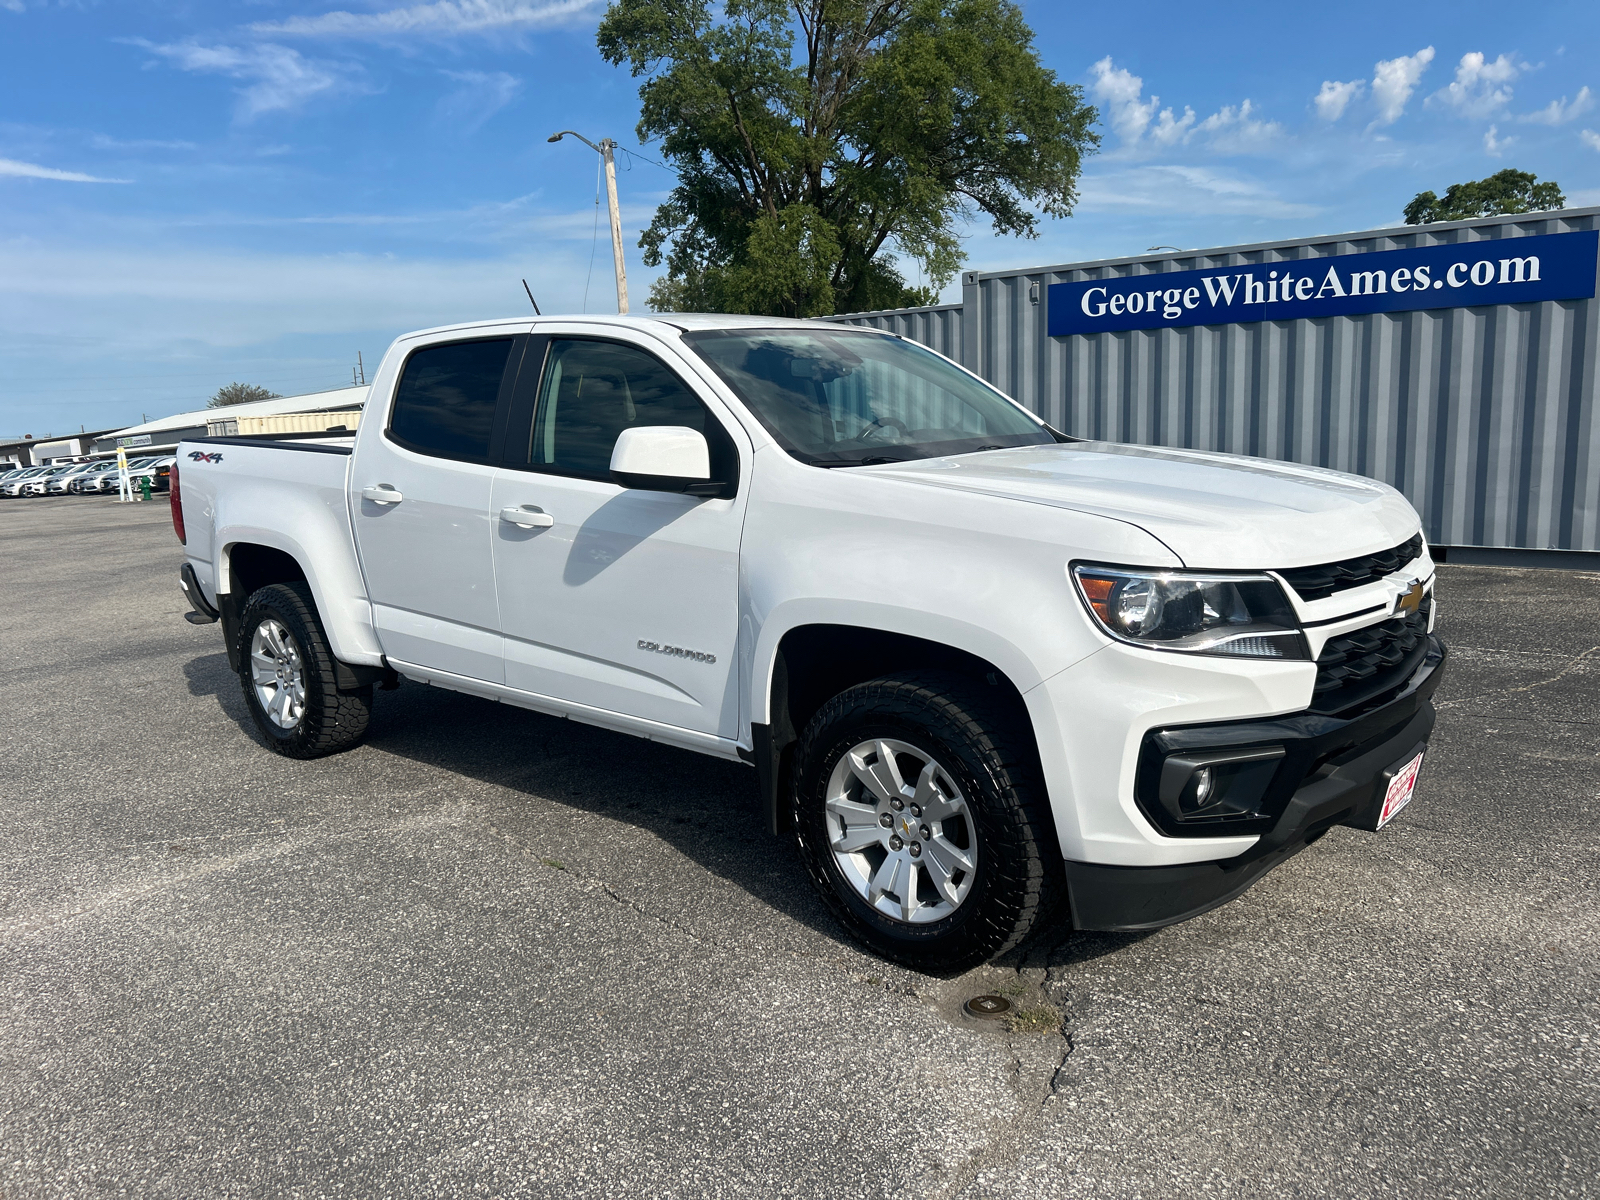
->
[792,671,1060,973]
[237,582,371,758]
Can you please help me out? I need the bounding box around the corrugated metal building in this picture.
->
[95,386,369,456]
[824,207,1600,561]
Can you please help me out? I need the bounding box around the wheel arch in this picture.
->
[214,531,383,676]
[751,622,1050,840]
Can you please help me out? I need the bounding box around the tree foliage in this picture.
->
[1404,169,1566,226]
[208,383,282,409]
[598,0,1098,317]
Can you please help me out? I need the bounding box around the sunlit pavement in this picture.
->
[2,496,1595,1198]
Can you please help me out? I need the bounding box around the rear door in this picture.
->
[489,331,749,738]
[351,333,529,683]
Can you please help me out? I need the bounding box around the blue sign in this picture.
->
[1048,229,1599,336]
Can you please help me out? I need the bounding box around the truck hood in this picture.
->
[867,442,1420,568]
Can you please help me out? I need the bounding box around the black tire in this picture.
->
[792,671,1061,973]
[236,582,372,759]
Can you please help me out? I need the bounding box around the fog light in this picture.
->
[1158,746,1287,824]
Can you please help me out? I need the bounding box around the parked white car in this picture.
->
[70,462,124,493]
[1,466,53,497]
[46,462,106,494]
[72,457,154,493]
[171,314,1445,969]
[19,465,79,496]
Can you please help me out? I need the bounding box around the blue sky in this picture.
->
[3,0,1598,438]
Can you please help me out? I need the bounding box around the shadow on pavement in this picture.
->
[183,650,1146,974]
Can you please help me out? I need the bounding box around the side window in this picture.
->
[388,338,514,462]
[526,339,737,488]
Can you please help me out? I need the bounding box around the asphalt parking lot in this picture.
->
[2,496,1596,1199]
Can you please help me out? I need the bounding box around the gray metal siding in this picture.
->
[827,302,963,362]
[826,207,1600,553]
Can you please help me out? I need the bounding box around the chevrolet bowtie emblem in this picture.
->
[1396,579,1425,615]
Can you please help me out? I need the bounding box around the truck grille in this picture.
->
[1278,533,1425,601]
[1311,602,1432,715]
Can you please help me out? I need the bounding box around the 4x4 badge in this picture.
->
[1395,579,1425,615]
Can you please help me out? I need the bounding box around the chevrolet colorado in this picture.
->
[171,314,1445,970]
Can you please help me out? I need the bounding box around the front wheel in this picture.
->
[792,672,1060,973]
[237,582,371,758]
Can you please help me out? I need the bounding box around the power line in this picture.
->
[614,146,667,171]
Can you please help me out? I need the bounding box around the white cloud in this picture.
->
[1089,57,1159,142]
[1088,57,1281,155]
[1483,124,1514,156]
[132,40,359,118]
[0,225,646,368]
[2,0,25,12]
[1371,46,1435,125]
[1078,165,1320,220]
[1581,129,1600,152]
[89,134,198,151]
[1429,51,1521,118]
[1148,106,1196,147]
[1194,100,1280,153]
[436,70,521,132]
[1315,79,1364,121]
[1518,87,1594,125]
[255,0,601,38]
[0,157,127,183]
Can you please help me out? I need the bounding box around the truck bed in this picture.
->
[176,433,383,668]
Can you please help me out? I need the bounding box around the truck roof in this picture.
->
[399,312,883,339]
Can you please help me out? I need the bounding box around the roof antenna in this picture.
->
[522,279,542,315]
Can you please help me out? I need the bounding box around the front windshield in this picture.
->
[684,328,1053,467]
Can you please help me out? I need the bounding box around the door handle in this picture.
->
[500,505,554,528]
[362,484,403,505]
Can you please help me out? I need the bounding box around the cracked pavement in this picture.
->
[2,498,1597,1198]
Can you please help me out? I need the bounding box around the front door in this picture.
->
[490,334,748,738]
[352,334,526,683]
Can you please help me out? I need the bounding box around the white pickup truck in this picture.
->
[172,314,1445,970]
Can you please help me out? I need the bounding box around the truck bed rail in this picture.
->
[186,434,354,456]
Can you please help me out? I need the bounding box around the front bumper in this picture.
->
[1065,635,1446,931]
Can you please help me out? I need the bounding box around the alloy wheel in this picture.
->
[250,618,307,730]
[824,738,978,924]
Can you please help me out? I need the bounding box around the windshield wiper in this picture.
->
[816,454,911,468]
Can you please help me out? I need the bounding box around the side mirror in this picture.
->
[610,426,721,495]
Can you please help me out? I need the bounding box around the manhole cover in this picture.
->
[963,994,1011,1019]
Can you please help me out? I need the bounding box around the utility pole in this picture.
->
[548,130,630,314]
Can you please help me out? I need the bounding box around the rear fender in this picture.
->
[215,524,383,668]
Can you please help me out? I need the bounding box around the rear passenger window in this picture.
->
[526,339,736,486]
[388,339,514,462]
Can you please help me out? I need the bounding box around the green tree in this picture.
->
[208,382,282,409]
[598,0,1098,317]
[1403,169,1566,225]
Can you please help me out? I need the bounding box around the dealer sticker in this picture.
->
[1378,751,1425,828]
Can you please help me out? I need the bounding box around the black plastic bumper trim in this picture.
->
[1133,637,1446,838]
[179,562,220,624]
[1070,642,1446,931]
[1065,837,1316,933]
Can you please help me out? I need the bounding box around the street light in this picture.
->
[1146,245,1183,253]
[549,130,630,314]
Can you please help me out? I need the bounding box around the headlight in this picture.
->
[1071,564,1307,659]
